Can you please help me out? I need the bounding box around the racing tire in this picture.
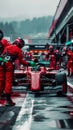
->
[55,70,67,96]
[55,70,67,85]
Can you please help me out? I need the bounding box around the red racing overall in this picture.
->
[3,44,29,95]
[46,51,56,69]
[0,38,35,106]
[67,50,73,76]
[0,39,10,95]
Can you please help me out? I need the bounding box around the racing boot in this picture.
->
[0,92,6,100]
[5,94,15,106]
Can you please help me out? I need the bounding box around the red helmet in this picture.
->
[1,39,10,47]
[34,58,38,63]
[49,45,53,49]
[49,45,54,52]
[63,46,68,51]
[13,38,25,48]
[0,30,3,40]
[55,49,59,53]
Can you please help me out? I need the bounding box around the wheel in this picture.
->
[55,70,67,85]
[55,70,67,96]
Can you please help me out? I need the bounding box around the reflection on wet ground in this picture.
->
[31,94,73,130]
[0,93,73,130]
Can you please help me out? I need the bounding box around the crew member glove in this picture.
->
[0,57,7,62]
[28,61,36,67]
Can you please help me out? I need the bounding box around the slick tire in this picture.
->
[56,70,67,96]
[55,71,67,85]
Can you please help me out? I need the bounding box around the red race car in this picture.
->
[13,61,67,96]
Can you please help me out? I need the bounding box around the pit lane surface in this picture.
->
[0,91,73,130]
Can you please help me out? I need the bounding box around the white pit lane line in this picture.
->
[67,81,73,89]
[12,93,34,130]
[67,81,73,96]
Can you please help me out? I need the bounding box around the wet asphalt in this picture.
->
[30,93,73,130]
[0,91,73,130]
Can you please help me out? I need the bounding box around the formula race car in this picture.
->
[13,61,67,96]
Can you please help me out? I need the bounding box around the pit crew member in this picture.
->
[2,38,36,106]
